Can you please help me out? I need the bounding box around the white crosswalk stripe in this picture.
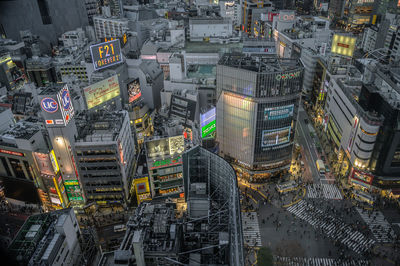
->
[307,184,343,200]
[356,208,397,243]
[275,256,370,266]
[241,212,262,247]
[287,200,375,254]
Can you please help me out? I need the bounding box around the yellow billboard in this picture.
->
[134,176,151,204]
[331,34,356,57]
[49,150,60,174]
[83,75,120,109]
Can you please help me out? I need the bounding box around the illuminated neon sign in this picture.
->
[150,156,182,170]
[41,97,58,113]
[275,71,301,81]
[0,149,24,157]
[90,39,123,71]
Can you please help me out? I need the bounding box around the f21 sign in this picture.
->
[90,39,123,71]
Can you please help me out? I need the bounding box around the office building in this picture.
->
[93,16,129,40]
[217,53,303,181]
[242,0,274,37]
[0,0,89,51]
[100,146,244,265]
[0,53,26,92]
[9,208,82,265]
[26,57,58,88]
[74,110,136,207]
[189,18,234,42]
[38,84,85,207]
[145,135,185,199]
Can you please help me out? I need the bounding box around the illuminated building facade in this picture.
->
[145,135,185,199]
[38,84,85,207]
[0,119,66,210]
[217,53,303,181]
[242,0,274,37]
[74,110,136,207]
[343,0,377,30]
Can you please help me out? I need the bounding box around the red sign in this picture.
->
[0,149,24,157]
[268,12,279,22]
[337,43,350,48]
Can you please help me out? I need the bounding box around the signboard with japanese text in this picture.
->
[261,126,291,147]
[264,105,294,121]
[83,75,120,109]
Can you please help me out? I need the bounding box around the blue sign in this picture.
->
[61,89,71,110]
[264,104,294,120]
[41,98,58,113]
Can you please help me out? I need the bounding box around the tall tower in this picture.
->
[38,84,85,206]
[216,53,303,182]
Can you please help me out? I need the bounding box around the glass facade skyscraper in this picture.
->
[216,53,303,181]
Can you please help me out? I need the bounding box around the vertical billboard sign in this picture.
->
[34,152,54,176]
[347,116,359,154]
[128,78,141,103]
[57,84,74,126]
[90,39,123,71]
[200,108,216,138]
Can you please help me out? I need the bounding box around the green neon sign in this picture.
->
[201,120,216,138]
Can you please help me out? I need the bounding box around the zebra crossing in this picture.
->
[275,256,370,266]
[307,184,343,200]
[287,200,375,254]
[241,212,262,247]
[356,208,397,243]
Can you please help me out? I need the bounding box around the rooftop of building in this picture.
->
[184,41,242,53]
[8,208,74,265]
[0,119,41,141]
[38,83,65,95]
[218,53,302,73]
[75,111,127,143]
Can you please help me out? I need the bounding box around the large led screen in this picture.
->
[264,104,294,120]
[200,108,216,138]
[90,39,123,71]
[261,126,291,147]
[128,78,141,103]
[83,75,120,109]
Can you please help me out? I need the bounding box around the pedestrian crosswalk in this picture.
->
[287,200,375,254]
[275,256,370,266]
[356,208,396,243]
[241,212,262,247]
[307,184,343,200]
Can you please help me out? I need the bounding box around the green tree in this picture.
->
[257,247,274,266]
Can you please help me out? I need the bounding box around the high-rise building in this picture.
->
[216,53,303,181]
[74,110,136,207]
[38,84,85,207]
[0,0,89,50]
[242,0,274,37]
[93,16,129,40]
[26,57,58,88]
[9,208,83,265]
[99,145,244,265]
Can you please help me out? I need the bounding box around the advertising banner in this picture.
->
[34,152,54,176]
[128,78,141,103]
[331,34,356,57]
[83,75,120,109]
[90,39,123,71]
[264,104,294,120]
[261,126,291,147]
[146,136,185,159]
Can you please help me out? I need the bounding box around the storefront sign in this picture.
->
[0,149,24,157]
[275,71,301,81]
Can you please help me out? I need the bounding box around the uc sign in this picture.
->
[61,89,71,110]
[41,98,58,113]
